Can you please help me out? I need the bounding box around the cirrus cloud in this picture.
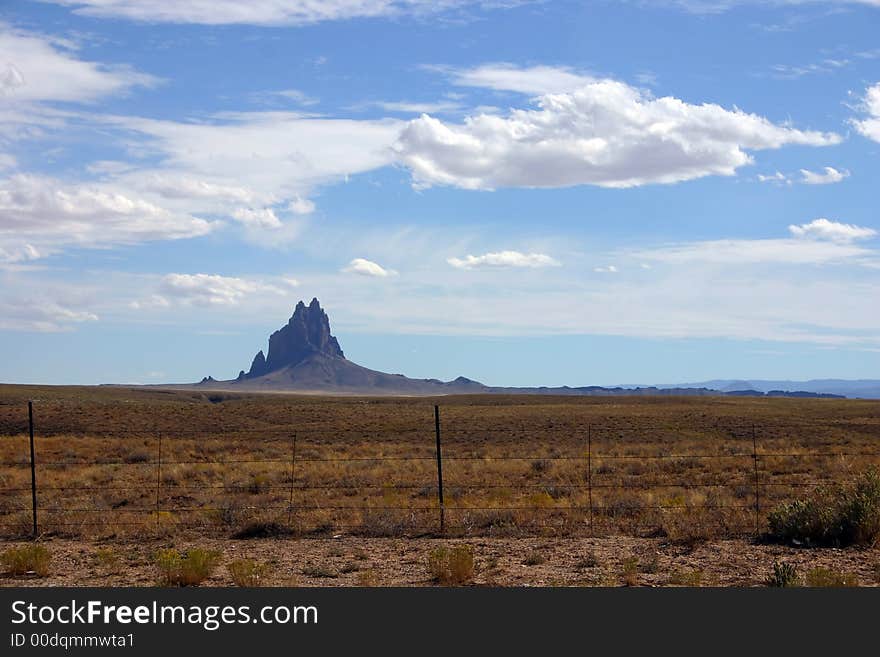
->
[447,250,561,269]
[0,22,157,104]
[37,1,512,26]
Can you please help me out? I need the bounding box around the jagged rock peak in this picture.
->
[249,298,344,374]
[246,350,267,378]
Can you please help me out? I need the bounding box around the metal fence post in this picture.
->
[587,424,593,538]
[287,432,297,528]
[28,401,37,539]
[155,433,162,534]
[752,424,760,536]
[434,405,445,534]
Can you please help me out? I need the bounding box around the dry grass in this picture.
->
[228,559,271,586]
[427,544,475,585]
[155,548,220,586]
[1,385,879,541]
[1,543,51,576]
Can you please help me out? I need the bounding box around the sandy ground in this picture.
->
[2,536,878,587]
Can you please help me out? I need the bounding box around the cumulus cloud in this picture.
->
[853,82,880,143]
[0,175,215,260]
[789,218,876,243]
[0,22,157,104]
[395,75,840,190]
[447,251,561,269]
[38,1,504,26]
[343,258,398,277]
[799,167,850,185]
[594,265,618,273]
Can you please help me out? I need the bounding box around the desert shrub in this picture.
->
[575,553,600,570]
[766,561,799,587]
[803,567,858,588]
[530,459,551,474]
[228,559,271,586]
[356,568,379,586]
[1,544,51,577]
[301,564,338,578]
[667,568,704,587]
[94,547,119,570]
[767,469,880,547]
[156,548,221,586]
[232,521,292,539]
[427,544,475,585]
[523,550,546,566]
[620,556,639,586]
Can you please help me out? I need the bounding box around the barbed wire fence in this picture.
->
[1,401,879,540]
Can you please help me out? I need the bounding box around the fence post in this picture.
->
[155,433,162,534]
[28,401,37,539]
[587,424,593,538]
[287,432,297,529]
[752,424,760,536]
[434,405,445,534]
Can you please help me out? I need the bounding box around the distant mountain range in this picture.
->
[188,299,866,398]
[651,379,880,400]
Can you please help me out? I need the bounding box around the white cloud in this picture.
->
[0,22,157,104]
[594,265,618,273]
[106,112,401,218]
[39,1,506,26]
[633,230,874,266]
[395,74,840,190]
[159,273,267,306]
[799,166,849,185]
[0,174,216,260]
[644,239,868,265]
[254,88,319,106]
[656,0,880,13]
[127,272,301,310]
[288,195,315,215]
[758,171,791,185]
[853,82,880,143]
[448,63,595,95]
[0,297,97,331]
[369,100,464,114]
[447,251,561,269]
[789,218,876,243]
[0,243,41,263]
[231,207,283,229]
[343,258,398,277]
[131,174,257,204]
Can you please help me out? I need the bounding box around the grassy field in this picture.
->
[1,384,879,544]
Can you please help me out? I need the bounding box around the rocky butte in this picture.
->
[194,298,844,398]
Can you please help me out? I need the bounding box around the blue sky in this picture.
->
[0,0,879,386]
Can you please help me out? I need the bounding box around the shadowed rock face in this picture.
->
[244,298,343,378]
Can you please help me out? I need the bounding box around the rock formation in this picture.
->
[241,298,344,380]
